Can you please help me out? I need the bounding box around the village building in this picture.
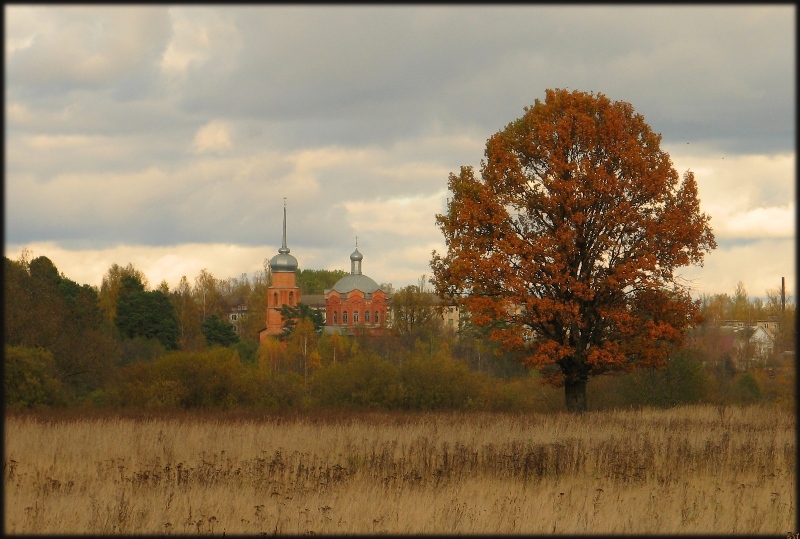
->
[719,317,780,366]
[738,325,777,361]
[687,317,781,372]
[720,318,780,339]
[228,304,248,335]
[722,324,776,370]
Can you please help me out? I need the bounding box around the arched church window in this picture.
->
[375,311,379,325]
[343,311,348,324]
[365,310,370,323]
[289,291,294,305]
[354,311,359,323]
[273,292,278,306]
[333,311,338,324]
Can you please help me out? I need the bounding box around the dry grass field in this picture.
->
[4,404,795,534]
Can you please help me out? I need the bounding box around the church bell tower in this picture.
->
[262,199,300,340]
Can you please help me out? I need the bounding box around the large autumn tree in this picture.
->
[430,89,716,413]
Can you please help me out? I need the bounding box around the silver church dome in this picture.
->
[330,245,381,294]
[270,249,298,273]
[331,273,381,294]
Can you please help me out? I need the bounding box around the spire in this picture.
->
[279,197,290,254]
[269,197,298,272]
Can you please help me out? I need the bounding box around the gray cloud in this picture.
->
[7,7,172,98]
[162,7,793,152]
[5,5,795,296]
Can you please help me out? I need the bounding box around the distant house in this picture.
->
[432,297,466,332]
[719,324,776,370]
[719,317,779,341]
[227,304,248,335]
[736,325,775,362]
[440,303,461,331]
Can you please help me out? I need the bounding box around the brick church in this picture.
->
[323,243,390,335]
[259,203,390,342]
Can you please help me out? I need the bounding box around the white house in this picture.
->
[728,325,775,370]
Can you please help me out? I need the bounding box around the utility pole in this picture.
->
[781,276,785,313]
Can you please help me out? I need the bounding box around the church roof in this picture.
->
[330,274,381,294]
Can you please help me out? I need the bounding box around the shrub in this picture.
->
[734,372,762,403]
[618,349,708,408]
[310,353,400,409]
[396,353,487,410]
[247,368,306,409]
[118,336,166,365]
[4,345,69,407]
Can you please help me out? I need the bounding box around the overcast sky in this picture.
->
[5,5,795,301]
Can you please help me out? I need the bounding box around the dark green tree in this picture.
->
[201,314,240,347]
[58,276,104,331]
[279,302,324,336]
[98,262,149,324]
[116,275,180,350]
[5,255,118,396]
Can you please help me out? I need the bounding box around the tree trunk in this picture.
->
[564,379,587,413]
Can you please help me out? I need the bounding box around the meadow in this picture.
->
[4,404,795,534]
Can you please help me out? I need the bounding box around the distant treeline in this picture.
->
[3,252,796,412]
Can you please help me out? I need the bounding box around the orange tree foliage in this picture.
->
[430,89,716,413]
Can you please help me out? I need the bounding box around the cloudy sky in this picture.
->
[5,5,795,301]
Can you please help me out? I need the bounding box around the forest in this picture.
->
[4,249,795,412]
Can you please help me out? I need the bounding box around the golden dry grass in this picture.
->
[4,405,795,534]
